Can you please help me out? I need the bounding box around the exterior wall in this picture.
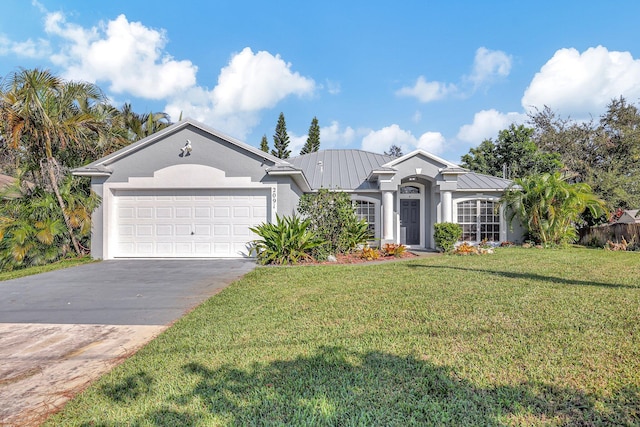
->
[105,125,276,183]
[89,177,107,259]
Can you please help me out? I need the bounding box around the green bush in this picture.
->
[297,189,372,260]
[433,222,462,253]
[0,176,99,271]
[249,215,326,265]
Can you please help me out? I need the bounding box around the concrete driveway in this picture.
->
[0,259,256,426]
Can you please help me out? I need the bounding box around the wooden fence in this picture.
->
[579,223,640,246]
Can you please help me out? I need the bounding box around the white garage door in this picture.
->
[113,189,269,258]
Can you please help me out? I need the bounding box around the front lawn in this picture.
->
[46,248,639,426]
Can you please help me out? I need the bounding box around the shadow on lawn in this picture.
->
[95,346,637,426]
[408,263,640,289]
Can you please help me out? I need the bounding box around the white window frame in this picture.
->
[453,197,506,243]
[352,196,380,239]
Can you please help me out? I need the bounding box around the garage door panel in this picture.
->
[137,225,153,236]
[113,189,268,258]
[194,224,212,236]
[194,207,212,218]
[157,224,173,236]
[175,224,192,236]
[175,207,191,218]
[119,207,135,219]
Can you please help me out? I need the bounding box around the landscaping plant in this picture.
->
[381,243,406,257]
[501,172,607,246]
[297,189,372,260]
[249,214,326,265]
[0,176,99,271]
[433,222,462,253]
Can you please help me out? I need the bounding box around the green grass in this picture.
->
[46,248,639,426]
[0,256,94,281]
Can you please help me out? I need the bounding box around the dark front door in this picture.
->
[400,199,420,245]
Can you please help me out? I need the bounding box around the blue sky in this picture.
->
[2,1,640,163]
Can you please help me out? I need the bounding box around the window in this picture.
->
[400,185,420,194]
[456,200,500,242]
[354,200,376,234]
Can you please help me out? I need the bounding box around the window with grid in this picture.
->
[354,200,376,234]
[456,200,500,242]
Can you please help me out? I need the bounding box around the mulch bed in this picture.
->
[309,251,417,265]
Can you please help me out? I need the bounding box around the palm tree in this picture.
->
[500,172,607,245]
[116,103,171,142]
[0,68,109,255]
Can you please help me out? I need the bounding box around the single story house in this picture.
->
[74,118,521,259]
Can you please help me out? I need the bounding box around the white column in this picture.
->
[441,191,452,222]
[382,190,394,240]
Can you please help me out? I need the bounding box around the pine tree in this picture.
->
[384,144,403,157]
[300,116,320,155]
[271,112,291,159]
[260,134,269,153]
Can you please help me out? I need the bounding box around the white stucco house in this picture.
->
[73,118,521,259]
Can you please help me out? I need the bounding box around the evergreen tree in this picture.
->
[271,112,291,159]
[384,144,403,157]
[460,124,562,179]
[260,134,269,153]
[300,116,320,155]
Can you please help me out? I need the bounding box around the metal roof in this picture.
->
[289,150,393,190]
[457,172,512,190]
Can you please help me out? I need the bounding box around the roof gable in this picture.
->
[382,149,459,169]
[76,117,288,172]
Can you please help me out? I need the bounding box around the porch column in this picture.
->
[441,190,452,222]
[382,190,394,240]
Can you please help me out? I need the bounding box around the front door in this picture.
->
[400,199,420,245]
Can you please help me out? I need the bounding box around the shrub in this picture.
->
[249,215,326,265]
[454,242,478,255]
[297,189,372,260]
[382,243,406,257]
[359,245,380,260]
[0,176,99,271]
[433,222,462,253]
[344,219,374,252]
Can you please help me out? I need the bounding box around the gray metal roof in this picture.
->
[289,150,394,190]
[458,172,512,190]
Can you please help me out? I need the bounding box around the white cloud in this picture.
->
[288,133,308,156]
[55,14,195,98]
[0,34,50,58]
[457,109,526,143]
[320,121,356,148]
[468,47,512,86]
[325,79,341,95]
[416,132,446,153]
[45,12,197,99]
[396,76,457,103]
[165,48,316,139]
[361,124,446,154]
[211,47,315,115]
[522,46,640,117]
